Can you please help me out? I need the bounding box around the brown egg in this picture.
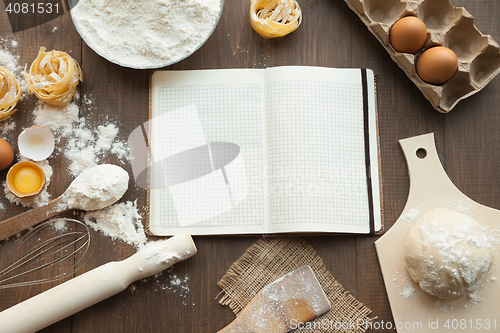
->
[390,16,427,54]
[0,137,14,171]
[417,46,458,84]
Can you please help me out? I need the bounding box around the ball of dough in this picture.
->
[404,208,494,300]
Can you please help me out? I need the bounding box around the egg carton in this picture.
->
[344,0,500,112]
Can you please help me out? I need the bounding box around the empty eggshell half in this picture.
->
[18,126,55,161]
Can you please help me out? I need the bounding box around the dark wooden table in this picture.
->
[1,0,499,332]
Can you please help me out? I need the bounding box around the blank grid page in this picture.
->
[156,84,265,229]
[268,80,369,228]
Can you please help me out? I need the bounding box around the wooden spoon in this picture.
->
[0,164,129,241]
[217,265,331,333]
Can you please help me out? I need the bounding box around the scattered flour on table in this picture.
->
[0,120,15,139]
[51,218,69,231]
[71,0,222,68]
[32,101,79,136]
[0,39,28,99]
[164,270,191,300]
[0,40,180,302]
[4,99,130,209]
[133,268,191,305]
[32,100,130,176]
[83,201,146,247]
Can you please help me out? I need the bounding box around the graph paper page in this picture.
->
[265,67,379,234]
[149,69,269,235]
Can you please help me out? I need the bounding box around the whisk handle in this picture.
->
[0,196,68,241]
[0,232,197,333]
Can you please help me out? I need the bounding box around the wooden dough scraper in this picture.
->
[376,133,500,333]
[217,265,331,333]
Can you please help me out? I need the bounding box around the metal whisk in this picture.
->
[0,218,92,289]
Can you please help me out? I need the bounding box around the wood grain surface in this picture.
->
[1,0,499,332]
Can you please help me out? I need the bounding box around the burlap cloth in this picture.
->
[217,237,373,332]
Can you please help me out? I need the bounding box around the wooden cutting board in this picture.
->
[376,133,500,332]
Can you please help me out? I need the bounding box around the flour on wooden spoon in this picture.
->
[63,164,129,211]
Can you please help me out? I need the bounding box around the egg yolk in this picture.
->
[13,167,42,194]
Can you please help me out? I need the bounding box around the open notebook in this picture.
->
[146,67,382,236]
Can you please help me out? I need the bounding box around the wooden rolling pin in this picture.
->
[0,232,197,333]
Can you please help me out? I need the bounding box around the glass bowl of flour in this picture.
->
[69,0,224,69]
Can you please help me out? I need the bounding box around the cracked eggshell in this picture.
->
[18,126,55,161]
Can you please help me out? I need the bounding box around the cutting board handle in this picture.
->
[399,133,461,201]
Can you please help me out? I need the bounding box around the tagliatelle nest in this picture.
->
[0,66,21,121]
[24,47,82,107]
[250,0,302,38]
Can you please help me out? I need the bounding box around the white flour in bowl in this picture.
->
[71,0,222,68]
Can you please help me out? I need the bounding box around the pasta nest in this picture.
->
[0,66,21,121]
[250,0,302,38]
[24,47,82,106]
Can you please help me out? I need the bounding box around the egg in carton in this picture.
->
[344,0,500,112]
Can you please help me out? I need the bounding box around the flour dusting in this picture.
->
[142,241,181,266]
[433,289,485,312]
[51,218,69,231]
[84,201,146,247]
[0,120,15,139]
[132,268,192,305]
[402,285,415,301]
[405,209,493,300]
[33,100,130,176]
[0,39,28,98]
[402,205,422,222]
[33,101,79,136]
